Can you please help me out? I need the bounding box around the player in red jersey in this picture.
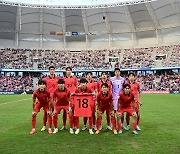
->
[30,80,52,135]
[82,72,97,131]
[63,67,78,93]
[97,72,111,92]
[95,83,113,134]
[52,79,74,134]
[125,72,142,131]
[97,72,112,130]
[62,67,78,130]
[41,66,60,132]
[116,83,138,135]
[43,66,60,95]
[74,78,94,135]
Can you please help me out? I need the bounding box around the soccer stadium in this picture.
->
[0,0,179,153]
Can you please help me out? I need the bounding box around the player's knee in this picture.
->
[32,112,37,117]
[47,114,52,118]
[132,112,137,118]
[98,114,102,118]
[117,113,122,118]
[111,113,115,118]
[99,112,103,116]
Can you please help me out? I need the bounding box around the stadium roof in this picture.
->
[0,0,157,9]
[0,0,179,42]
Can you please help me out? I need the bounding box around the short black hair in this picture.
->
[66,67,72,71]
[101,83,108,88]
[123,83,131,89]
[80,78,88,83]
[38,79,46,85]
[128,72,135,77]
[101,72,108,76]
[114,68,120,72]
[49,66,55,70]
[86,72,92,76]
[58,79,65,84]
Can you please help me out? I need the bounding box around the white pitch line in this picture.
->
[0,98,31,106]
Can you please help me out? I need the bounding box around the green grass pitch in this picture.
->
[0,94,179,154]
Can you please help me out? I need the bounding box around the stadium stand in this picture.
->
[0,73,179,92]
[135,74,179,91]
[0,45,179,70]
[0,74,33,92]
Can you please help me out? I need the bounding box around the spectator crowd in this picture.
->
[0,44,179,92]
[0,45,179,70]
[0,73,179,92]
[0,74,33,92]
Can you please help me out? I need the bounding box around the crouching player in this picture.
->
[30,80,52,135]
[97,72,112,130]
[52,79,74,134]
[126,72,142,131]
[95,83,113,134]
[117,83,138,135]
[74,78,94,135]
[82,72,97,131]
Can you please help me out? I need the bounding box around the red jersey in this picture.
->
[118,91,135,109]
[63,76,78,93]
[75,87,93,94]
[126,80,140,102]
[43,75,60,94]
[97,80,111,92]
[53,88,70,106]
[97,91,113,109]
[33,89,50,106]
[87,80,97,92]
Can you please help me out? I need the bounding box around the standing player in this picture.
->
[97,72,112,130]
[117,83,138,135]
[63,67,78,130]
[95,83,113,134]
[41,66,60,132]
[97,72,111,92]
[82,72,97,131]
[74,78,94,135]
[30,80,52,134]
[126,72,142,131]
[63,67,78,94]
[52,79,74,134]
[110,68,125,134]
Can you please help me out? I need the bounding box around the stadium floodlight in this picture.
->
[0,0,157,9]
